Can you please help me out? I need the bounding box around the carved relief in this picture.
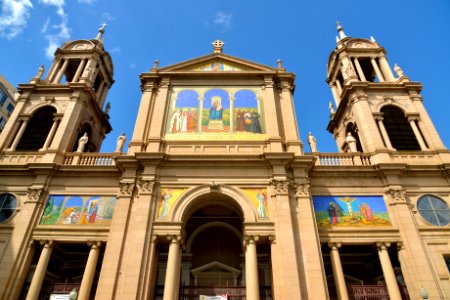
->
[389,188,407,206]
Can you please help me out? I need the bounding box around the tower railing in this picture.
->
[314,152,372,166]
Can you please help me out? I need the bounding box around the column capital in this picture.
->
[119,180,135,197]
[397,242,404,251]
[270,179,289,196]
[166,234,183,244]
[87,241,102,249]
[39,240,54,248]
[243,235,259,248]
[376,242,391,251]
[27,187,44,202]
[388,188,408,206]
[137,178,155,196]
[293,182,310,198]
[328,242,342,249]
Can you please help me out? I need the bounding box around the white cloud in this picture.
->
[78,0,96,4]
[213,11,232,30]
[0,0,33,39]
[102,11,115,21]
[41,17,50,33]
[110,46,121,53]
[39,0,70,59]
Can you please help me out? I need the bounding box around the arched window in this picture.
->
[16,106,56,151]
[381,106,420,150]
[417,195,450,226]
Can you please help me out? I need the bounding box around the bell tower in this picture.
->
[326,23,445,154]
[0,25,113,157]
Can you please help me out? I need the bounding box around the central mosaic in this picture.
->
[165,87,267,141]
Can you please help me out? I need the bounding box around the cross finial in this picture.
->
[95,23,107,42]
[335,20,347,40]
[212,40,224,53]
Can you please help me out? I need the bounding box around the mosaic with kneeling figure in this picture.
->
[312,195,392,227]
[165,88,266,140]
[40,195,117,226]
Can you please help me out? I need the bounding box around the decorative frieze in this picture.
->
[137,178,154,195]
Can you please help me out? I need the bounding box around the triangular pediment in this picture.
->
[191,261,241,277]
[159,53,278,73]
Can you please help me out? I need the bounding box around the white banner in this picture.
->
[199,295,227,300]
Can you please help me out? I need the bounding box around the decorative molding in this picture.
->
[328,242,342,249]
[87,241,102,249]
[376,242,391,251]
[243,235,259,248]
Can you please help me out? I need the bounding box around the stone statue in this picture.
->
[105,102,111,115]
[83,65,93,80]
[307,132,317,152]
[346,132,358,153]
[329,102,335,114]
[35,65,45,79]
[115,132,126,153]
[394,64,404,77]
[77,132,89,152]
[69,288,78,300]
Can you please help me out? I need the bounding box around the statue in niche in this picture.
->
[76,133,89,152]
[346,132,358,153]
[308,132,317,152]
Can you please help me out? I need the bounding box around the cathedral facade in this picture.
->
[0,26,449,300]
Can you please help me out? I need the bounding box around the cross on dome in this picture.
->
[212,40,224,53]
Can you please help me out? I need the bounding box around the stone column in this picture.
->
[46,58,61,82]
[95,80,106,99]
[197,93,204,133]
[147,79,171,152]
[335,79,343,94]
[53,59,69,84]
[163,235,182,300]
[329,243,349,300]
[378,57,395,82]
[330,83,341,106]
[294,183,328,299]
[78,241,102,300]
[40,117,61,151]
[353,57,367,81]
[374,116,393,149]
[8,117,29,151]
[229,95,235,133]
[244,235,260,300]
[370,57,385,82]
[73,59,87,82]
[408,117,428,150]
[142,236,159,300]
[26,240,54,300]
[377,242,402,300]
[262,76,282,151]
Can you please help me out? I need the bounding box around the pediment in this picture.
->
[191,261,241,277]
[159,53,278,73]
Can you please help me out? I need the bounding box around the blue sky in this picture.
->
[1,0,449,153]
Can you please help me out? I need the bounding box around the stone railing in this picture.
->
[315,153,372,166]
[0,152,43,164]
[63,153,115,166]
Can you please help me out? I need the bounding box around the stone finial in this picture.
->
[95,23,107,42]
[336,21,347,39]
[329,101,335,114]
[277,59,282,69]
[212,40,224,53]
[35,65,45,79]
[394,63,405,77]
[151,59,159,72]
[370,36,376,43]
[104,102,111,114]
